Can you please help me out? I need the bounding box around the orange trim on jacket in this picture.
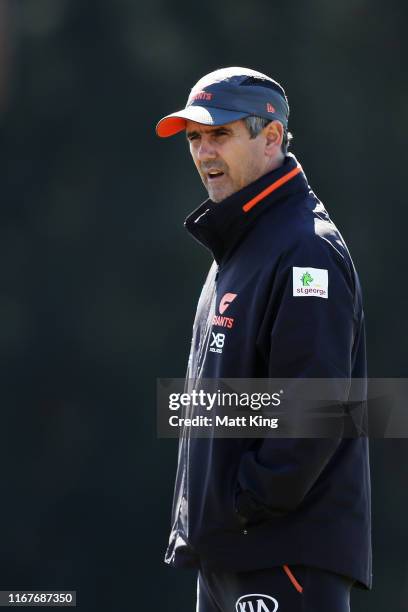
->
[242,166,302,213]
[283,564,304,594]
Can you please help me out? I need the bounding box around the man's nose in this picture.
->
[196,139,217,161]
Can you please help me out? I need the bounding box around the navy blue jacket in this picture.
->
[165,154,372,589]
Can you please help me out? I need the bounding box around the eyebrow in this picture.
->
[186,126,233,140]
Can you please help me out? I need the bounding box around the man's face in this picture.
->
[186,119,269,203]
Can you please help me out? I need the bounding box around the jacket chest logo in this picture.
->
[235,594,279,612]
[209,332,225,353]
[212,292,237,329]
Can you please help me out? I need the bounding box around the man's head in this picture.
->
[156,67,292,202]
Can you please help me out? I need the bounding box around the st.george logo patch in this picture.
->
[292,266,328,299]
[235,593,279,612]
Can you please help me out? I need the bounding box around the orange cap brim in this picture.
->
[156,116,187,138]
[155,106,249,138]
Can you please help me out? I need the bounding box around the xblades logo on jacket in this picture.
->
[212,292,237,329]
[209,332,225,354]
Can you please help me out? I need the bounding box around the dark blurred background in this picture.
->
[0,0,406,610]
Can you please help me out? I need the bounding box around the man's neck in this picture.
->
[216,155,285,205]
[264,152,285,174]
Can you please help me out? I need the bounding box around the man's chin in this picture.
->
[208,185,235,204]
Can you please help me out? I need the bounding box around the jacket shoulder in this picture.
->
[278,196,353,271]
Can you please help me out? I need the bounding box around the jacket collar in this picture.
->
[184,153,309,264]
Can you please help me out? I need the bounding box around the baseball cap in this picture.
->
[156,67,289,138]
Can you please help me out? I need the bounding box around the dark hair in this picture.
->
[243,116,293,155]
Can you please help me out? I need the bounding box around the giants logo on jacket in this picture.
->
[212,292,237,329]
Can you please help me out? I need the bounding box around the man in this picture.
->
[156,67,372,612]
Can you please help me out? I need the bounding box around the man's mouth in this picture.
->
[207,170,225,181]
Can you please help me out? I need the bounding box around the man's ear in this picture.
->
[264,121,284,156]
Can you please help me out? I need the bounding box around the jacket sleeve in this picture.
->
[236,235,357,521]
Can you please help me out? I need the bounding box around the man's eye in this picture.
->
[188,135,199,142]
